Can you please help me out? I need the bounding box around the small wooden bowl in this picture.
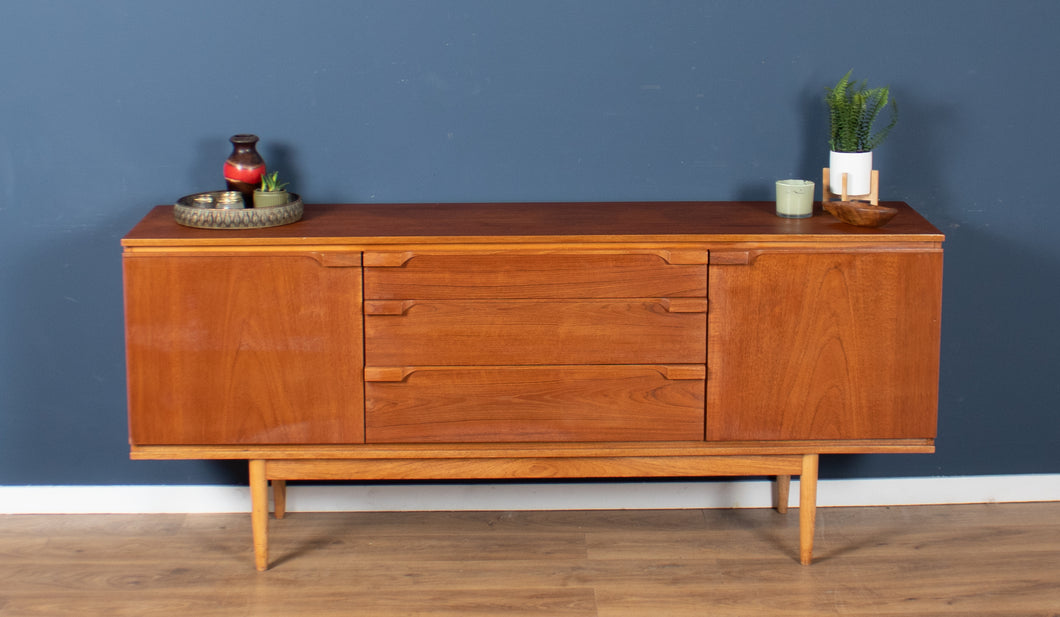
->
[823,200,899,227]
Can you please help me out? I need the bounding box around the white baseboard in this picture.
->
[1,475,1057,514]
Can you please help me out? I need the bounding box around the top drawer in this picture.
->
[363,250,708,299]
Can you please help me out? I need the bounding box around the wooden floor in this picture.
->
[0,502,1057,616]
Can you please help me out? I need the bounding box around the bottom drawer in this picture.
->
[365,365,705,443]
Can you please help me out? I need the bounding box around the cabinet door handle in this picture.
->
[364,300,417,316]
[710,250,762,266]
[365,367,416,382]
[363,252,416,267]
[660,298,709,313]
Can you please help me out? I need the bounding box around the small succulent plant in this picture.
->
[259,171,289,192]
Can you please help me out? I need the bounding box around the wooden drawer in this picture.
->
[363,250,708,299]
[365,365,705,443]
[364,298,707,366]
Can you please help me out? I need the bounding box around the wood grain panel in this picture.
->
[124,254,365,445]
[129,439,934,460]
[364,251,707,299]
[706,251,943,440]
[365,365,705,443]
[122,201,945,247]
[365,299,706,366]
[265,454,801,480]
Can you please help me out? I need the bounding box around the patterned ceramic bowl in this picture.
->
[174,191,303,229]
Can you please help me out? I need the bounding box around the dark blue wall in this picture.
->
[2,1,1057,485]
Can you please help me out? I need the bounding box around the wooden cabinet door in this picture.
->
[706,250,942,440]
[124,253,364,445]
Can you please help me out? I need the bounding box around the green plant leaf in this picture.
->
[824,70,897,152]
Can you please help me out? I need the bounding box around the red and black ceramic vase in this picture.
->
[223,134,266,200]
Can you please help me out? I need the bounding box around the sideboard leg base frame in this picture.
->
[250,460,270,572]
[773,474,791,514]
[243,452,823,571]
[273,480,287,520]
[799,453,819,565]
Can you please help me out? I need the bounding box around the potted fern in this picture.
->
[253,171,290,208]
[825,70,897,196]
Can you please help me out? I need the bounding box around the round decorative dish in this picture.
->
[174,191,303,229]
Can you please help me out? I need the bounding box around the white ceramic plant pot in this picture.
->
[829,151,873,196]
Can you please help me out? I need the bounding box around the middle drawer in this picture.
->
[364,298,707,366]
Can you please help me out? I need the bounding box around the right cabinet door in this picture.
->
[706,250,942,441]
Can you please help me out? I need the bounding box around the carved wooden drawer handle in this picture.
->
[659,298,709,313]
[363,300,417,316]
[654,365,707,380]
[310,252,362,267]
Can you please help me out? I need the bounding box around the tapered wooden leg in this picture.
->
[799,454,819,565]
[773,475,791,514]
[249,460,269,571]
[273,480,287,520]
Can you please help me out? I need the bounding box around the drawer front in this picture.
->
[365,365,705,443]
[364,298,707,366]
[363,251,708,299]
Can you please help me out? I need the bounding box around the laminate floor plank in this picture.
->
[1,502,1057,616]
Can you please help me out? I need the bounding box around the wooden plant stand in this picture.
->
[823,168,879,205]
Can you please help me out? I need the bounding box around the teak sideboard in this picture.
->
[121,201,944,570]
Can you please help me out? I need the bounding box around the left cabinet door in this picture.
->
[124,253,364,445]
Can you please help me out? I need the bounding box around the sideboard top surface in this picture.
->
[123,201,944,247]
